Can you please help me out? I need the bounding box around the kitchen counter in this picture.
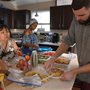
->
[13,38,76,52]
[6,53,79,90]
[12,38,60,46]
[39,42,61,46]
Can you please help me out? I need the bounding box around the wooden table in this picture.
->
[6,53,79,90]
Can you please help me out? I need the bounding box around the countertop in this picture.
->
[13,38,75,48]
[39,42,61,46]
[13,38,61,46]
[6,53,79,90]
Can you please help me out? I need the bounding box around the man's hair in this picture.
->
[72,0,90,10]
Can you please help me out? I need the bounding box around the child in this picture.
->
[0,24,20,61]
[0,24,19,73]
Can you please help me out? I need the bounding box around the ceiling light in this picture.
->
[35,11,39,17]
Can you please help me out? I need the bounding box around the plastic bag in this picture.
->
[32,64,49,75]
[7,68,42,87]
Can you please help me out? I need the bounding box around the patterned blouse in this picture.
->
[22,33,39,49]
[0,39,16,61]
[22,33,39,55]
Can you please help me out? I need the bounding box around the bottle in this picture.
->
[31,50,38,67]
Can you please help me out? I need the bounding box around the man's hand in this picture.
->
[44,57,55,70]
[60,70,76,81]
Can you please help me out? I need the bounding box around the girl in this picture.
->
[0,24,19,61]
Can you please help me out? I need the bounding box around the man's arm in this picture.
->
[60,64,90,81]
[44,42,70,69]
[72,64,90,75]
[53,42,70,58]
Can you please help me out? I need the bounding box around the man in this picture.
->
[44,0,90,89]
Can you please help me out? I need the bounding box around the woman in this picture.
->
[22,18,39,55]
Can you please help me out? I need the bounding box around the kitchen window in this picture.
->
[31,10,50,31]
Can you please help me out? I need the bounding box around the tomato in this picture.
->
[16,60,25,70]
[17,51,22,56]
[19,59,25,66]
[25,55,30,62]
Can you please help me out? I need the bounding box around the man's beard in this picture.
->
[78,16,90,25]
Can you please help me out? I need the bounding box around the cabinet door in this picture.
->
[14,10,26,29]
[0,8,13,28]
[0,8,5,24]
[50,6,62,29]
[26,10,31,24]
[61,6,73,29]
[50,6,73,30]
[14,10,30,29]
[4,9,13,28]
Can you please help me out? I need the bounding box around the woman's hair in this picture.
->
[72,0,90,10]
[0,24,12,38]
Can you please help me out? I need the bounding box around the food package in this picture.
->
[25,65,49,82]
[54,55,70,69]
[48,67,64,78]
[7,68,42,87]
[38,54,49,64]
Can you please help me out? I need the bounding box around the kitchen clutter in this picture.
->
[3,49,77,89]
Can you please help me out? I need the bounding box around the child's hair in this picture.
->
[72,0,90,10]
[0,24,12,38]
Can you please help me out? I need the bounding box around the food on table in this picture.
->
[25,71,48,82]
[16,59,29,71]
[49,67,64,77]
[16,54,31,71]
[25,71,37,76]
[38,55,49,64]
[54,57,70,64]
[42,51,56,56]
[25,55,30,62]
[17,51,22,56]
[18,59,25,66]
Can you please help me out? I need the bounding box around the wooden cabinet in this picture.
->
[4,9,13,28]
[0,8,12,28]
[0,8,4,22]
[50,5,73,30]
[14,10,31,29]
[0,8,31,29]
